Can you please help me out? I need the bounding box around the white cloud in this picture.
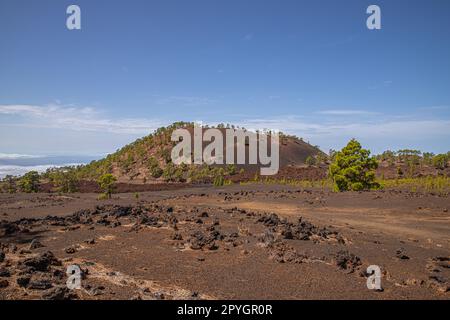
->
[0,153,44,160]
[227,116,450,153]
[1,104,449,155]
[418,105,449,111]
[0,164,83,178]
[232,116,450,138]
[0,104,166,134]
[316,110,380,116]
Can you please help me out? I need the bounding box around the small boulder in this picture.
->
[29,239,45,250]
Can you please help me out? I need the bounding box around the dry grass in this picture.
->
[240,175,450,195]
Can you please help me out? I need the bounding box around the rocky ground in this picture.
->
[0,184,449,300]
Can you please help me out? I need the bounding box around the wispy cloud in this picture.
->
[0,104,166,134]
[233,116,449,137]
[316,109,380,116]
[224,115,450,153]
[368,80,393,90]
[0,153,44,160]
[1,104,449,155]
[418,105,449,111]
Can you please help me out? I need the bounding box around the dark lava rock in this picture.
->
[42,286,76,300]
[189,230,217,250]
[29,238,45,250]
[335,250,362,272]
[0,279,9,288]
[258,230,276,246]
[208,227,224,241]
[96,216,111,226]
[154,292,165,300]
[291,218,336,241]
[44,216,68,227]
[110,221,121,228]
[28,279,53,290]
[257,214,339,242]
[66,209,94,225]
[85,238,96,245]
[432,256,450,269]
[21,251,61,272]
[171,233,183,241]
[269,242,307,264]
[258,214,281,227]
[0,221,20,236]
[429,274,447,284]
[0,267,11,277]
[17,275,31,287]
[86,285,104,296]
[281,225,294,240]
[396,248,410,260]
[428,275,449,293]
[109,206,133,217]
[137,215,159,227]
[65,247,77,254]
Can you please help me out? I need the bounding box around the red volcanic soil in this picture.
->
[229,165,328,182]
[39,181,190,194]
[0,184,449,300]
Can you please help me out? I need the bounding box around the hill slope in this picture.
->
[73,122,325,183]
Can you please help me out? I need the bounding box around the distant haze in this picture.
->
[0,154,101,178]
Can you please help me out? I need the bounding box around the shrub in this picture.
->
[148,156,163,178]
[162,163,176,181]
[329,139,380,192]
[19,171,40,193]
[305,156,316,166]
[213,174,225,187]
[432,154,449,169]
[52,171,78,193]
[226,164,237,175]
[97,174,117,199]
[2,175,17,194]
[151,166,163,178]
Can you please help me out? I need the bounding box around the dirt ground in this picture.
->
[0,184,449,300]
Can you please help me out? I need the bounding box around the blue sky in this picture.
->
[0,0,449,158]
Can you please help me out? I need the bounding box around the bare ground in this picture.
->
[0,184,449,300]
